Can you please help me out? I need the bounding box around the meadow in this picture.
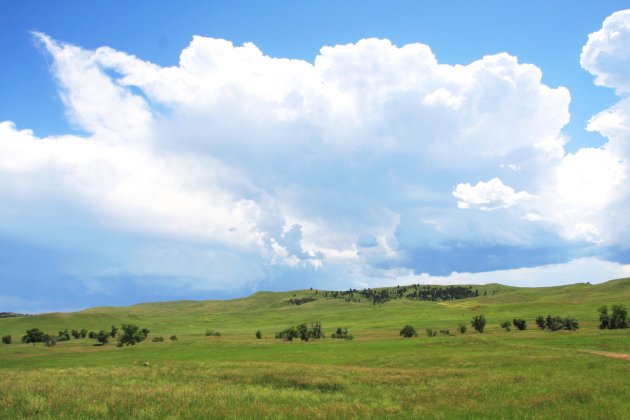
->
[1,279,629,418]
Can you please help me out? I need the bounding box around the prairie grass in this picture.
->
[1,278,629,418]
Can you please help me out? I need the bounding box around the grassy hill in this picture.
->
[1,278,629,418]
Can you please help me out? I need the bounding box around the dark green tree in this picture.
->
[57,329,71,341]
[255,330,262,339]
[1,335,11,344]
[71,329,80,339]
[79,329,88,338]
[96,330,109,345]
[110,325,118,338]
[400,325,417,338]
[535,316,546,330]
[500,321,511,331]
[118,324,149,346]
[512,319,527,330]
[22,328,45,344]
[471,315,486,333]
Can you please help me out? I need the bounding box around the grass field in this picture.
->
[1,279,630,418]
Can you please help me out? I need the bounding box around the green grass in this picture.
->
[1,279,630,418]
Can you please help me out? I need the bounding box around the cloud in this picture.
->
[581,9,630,94]
[3,22,629,310]
[453,177,533,210]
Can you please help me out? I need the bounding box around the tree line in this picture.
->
[13,324,151,347]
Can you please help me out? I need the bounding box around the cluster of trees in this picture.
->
[598,305,628,329]
[535,315,579,331]
[287,297,317,305]
[0,312,28,318]
[15,324,151,347]
[321,285,483,305]
[275,322,323,342]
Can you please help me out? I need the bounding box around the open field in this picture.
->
[1,279,630,418]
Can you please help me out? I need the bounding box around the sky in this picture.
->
[1,1,630,313]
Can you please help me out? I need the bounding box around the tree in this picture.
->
[95,330,109,345]
[71,329,80,339]
[255,330,262,339]
[170,335,178,341]
[110,325,118,338]
[43,333,57,347]
[118,324,149,346]
[457,324,467,334]
[79,329,88,339]
[500,321,511,331]
[545,315,563,331]
[57,329,71,341]
[512,319,527,330]
[602,305,629,329]
[1,335,11,344]
[535,316,546,330]
[330,327,353,339]
[22,328,45,344]
[471,315,486,333]
[88,331,97,339]
[562,317,579,331]
[400,325,417,338]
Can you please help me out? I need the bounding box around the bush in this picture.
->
[330,327,353,339]
[71,329,80,339]
[439,329,450,336]
[206,330,221,337]
[512,319,527,330]
[1,335,11,344]
[88,331,97,339]
[535,315,546,330]
[400,325,417,338]
[471,315,486,333]
[79,329,88,338]
[170,335,178,341]
[276,322,323,342]
[425,328,437,337]
[152,336,164,343]
[255,330,262,339]
[457,324,467,334]
[500,321,511,331]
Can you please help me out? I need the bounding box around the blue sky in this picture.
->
[1,1,630,312]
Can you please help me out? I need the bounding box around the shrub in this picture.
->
[276,322,323,342]
[439,329,450,336]
[152,336,164,343]
[535,316,546,330]
[79,329,88,339]
[457,324,467,334]
[471,315,486,333]
[1,335,11,344]
[537,315,579,331]
[275,326,298,341]
[170,335,178,341]
[88,331,97,339]
[110,325,118,338]
[255,330,262,339]
[330,328,353,339]
[425,328,437,337]
[400,325,417,338]
[71,329,80,339]
[500,321,511,331]
[512,319,527,330]
[206,330,221,337]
